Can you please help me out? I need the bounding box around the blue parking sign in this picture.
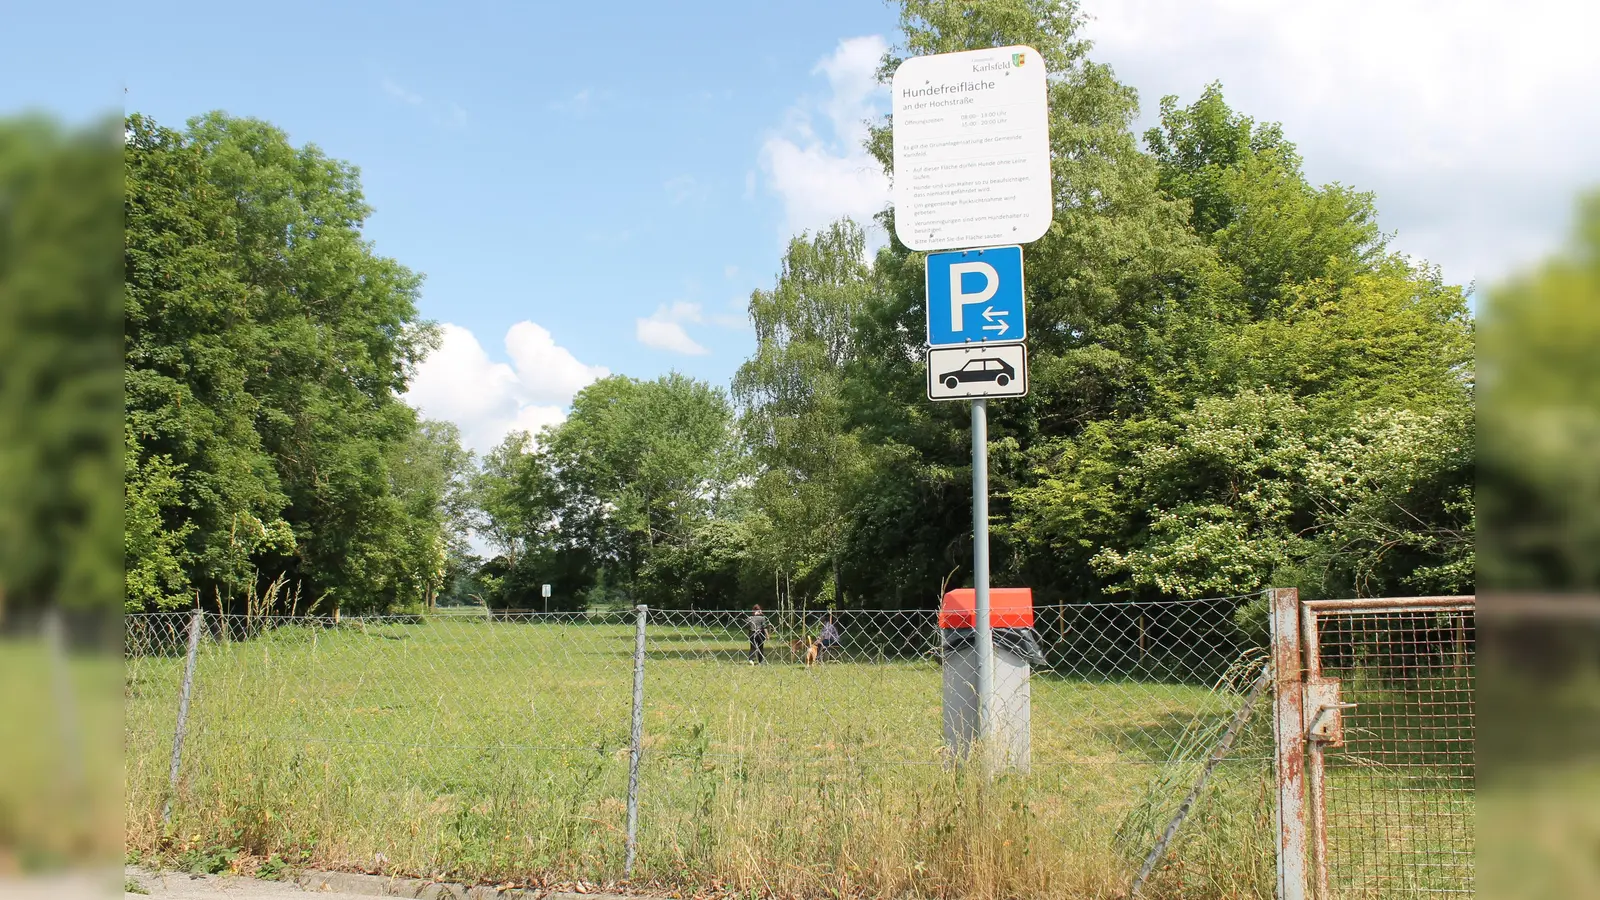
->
[925,246,1026,348]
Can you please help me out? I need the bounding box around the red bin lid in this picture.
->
[939,588,1034,629]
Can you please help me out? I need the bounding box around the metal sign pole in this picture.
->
[971,398,995,769]
[901,44,1050,780]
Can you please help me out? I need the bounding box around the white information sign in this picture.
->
[891,45,1053,252]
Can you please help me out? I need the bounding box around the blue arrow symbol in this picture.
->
[981,307,1010,337]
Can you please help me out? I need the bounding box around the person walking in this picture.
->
[746,604,770,665]
[817,613,841,661]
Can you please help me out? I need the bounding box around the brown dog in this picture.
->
[804,638,820,667]
[789,637,807,660]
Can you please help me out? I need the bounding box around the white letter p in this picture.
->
[949,262,998,333]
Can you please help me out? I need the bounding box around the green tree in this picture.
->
[1479,190,1600,590]
[388,419,476,610]
[124,111,442,614]
[0,114,124,622]
[636,518,763,611]
[183,113,436,614]
[1079,393,1472,601]
[827,0,1475,609]
[733,220,872,607]
[125,113,291,605]
[547,374,738,574]
[1007,83,1474,603]
[476,373,742,608]
[1145,82,1386,315]
[846,0,1222,605]
[123,425,193,612]
[473,430,547,573]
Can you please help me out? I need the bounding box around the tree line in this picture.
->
[123,113,473,615]
[470,1,1474,616]
[118,0,1476,619]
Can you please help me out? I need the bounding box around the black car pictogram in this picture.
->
[940,357,1015,390]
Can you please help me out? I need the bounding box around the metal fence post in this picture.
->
[1269,587,1308,900]
[46,608,85,813]
[162,608,205,828]
[625,604,648,878]
[1301,601,1330,900]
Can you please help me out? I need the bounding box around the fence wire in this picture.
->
[124,599,1284,897]
[1311,606,1475,899]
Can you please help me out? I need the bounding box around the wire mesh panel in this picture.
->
[126,611,640,882]
[125,600,1281,899]
[1307,600,1475,899]
[630,601,1277,899]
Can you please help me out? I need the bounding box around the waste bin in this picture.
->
[940,587,1045,772]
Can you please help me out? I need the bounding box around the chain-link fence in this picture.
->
[124,598,1294,899]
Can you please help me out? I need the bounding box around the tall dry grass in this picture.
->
[124,617,1277,899]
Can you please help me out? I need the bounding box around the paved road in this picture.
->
[0,870,326,900]
[1,872,122,900]
[121,868,637,900]
[2,869,634,900]
[127,869,375,900]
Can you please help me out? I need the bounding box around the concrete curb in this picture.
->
[295,871,633,900]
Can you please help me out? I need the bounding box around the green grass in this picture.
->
[0,636,122,873]
[121,617,1455,899]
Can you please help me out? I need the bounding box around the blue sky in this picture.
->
[8,0,1597,454]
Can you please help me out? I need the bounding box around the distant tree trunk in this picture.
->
[643,490,654,550]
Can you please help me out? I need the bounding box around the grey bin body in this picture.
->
[941,627,1043,772]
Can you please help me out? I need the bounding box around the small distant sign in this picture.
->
[541,584,552,599]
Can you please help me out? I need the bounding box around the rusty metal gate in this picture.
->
[1271,589,1475,900]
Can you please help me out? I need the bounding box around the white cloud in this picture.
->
[378,76,468,129]
[664,175,706,205]
[381,78,424,106]
[636,320,708,355]
[636,303,710,354]
[813,35,889,147]
[670,301,704,322]
[505,404,568,441]
[759,36,892,245]
[550,88,610,115]
[502,321,611,403]
[405,322,608,454]
[1079,0,1600,291]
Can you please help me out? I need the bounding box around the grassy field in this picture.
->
[0,636,123,873]
[125,615,1287,899]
